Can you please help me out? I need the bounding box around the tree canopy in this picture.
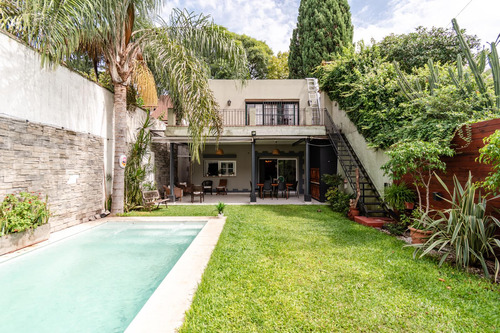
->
[379,26,481,73]
[288,0,353,78]
[207,27,273,79]
[267,51,289,79]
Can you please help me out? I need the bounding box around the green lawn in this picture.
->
[127,205,500,332]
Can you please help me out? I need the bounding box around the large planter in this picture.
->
[409,226,432,244]
[405,202,415,210]
[0,224,50,256]
[348,208,360,220]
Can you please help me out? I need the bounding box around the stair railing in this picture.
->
[323,109,390,216]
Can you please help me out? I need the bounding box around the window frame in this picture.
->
[204,160,237,177]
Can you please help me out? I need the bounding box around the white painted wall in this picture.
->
[209,79,310,109]
[0,32,114,137]
[0,31,165,202]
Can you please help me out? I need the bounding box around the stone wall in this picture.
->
[0,116,105,232]
[152,142,171,197]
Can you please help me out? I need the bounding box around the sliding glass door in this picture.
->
[258,158,297,183]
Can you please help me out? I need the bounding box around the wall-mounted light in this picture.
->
[216,148,224,155]
[251,130,256,136]
[227,99,231,106]
[432,192,444,201]
[272,141,280,155]
[307,100,312,106]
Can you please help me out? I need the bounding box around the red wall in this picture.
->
[402,118,500,217]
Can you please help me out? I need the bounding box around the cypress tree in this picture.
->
[288,0,353,78]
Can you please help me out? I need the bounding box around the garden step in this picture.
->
[354,216,392,228]
[365,209,386,214]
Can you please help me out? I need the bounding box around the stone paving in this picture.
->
[171,192,328,205]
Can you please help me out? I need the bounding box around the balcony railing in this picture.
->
[169,108,325,127]
[219,109,247,126]
[218,108,324,127]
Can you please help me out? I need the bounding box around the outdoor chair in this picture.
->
[287,180,299,198]
[262,180,273,199]
[163,185,183,201]
[177,182,193,195]
[277,181,287,198]
[216,179,228,195]
[202,180,213,195]
[191,185,204,203]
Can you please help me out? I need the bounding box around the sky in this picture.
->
[161,0,500,54]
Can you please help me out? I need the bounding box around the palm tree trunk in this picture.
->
[110,83,128,214]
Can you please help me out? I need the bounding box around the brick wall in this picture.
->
[0,116,105,232]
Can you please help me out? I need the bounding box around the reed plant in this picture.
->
[413,173,500,280]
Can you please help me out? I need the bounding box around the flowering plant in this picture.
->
[0,192,50,236]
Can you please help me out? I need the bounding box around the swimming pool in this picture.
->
[0,221,206,333]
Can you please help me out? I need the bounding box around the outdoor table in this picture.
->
[285,183,293,199]
[257,183,264,198]
[256,183,279,198]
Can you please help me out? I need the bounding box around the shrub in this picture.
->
[478,130,500,194]
[383,182,416,211]
[325,188,353,215]
[413,174,500,281]
[321,174,344,188]
[0,192,50,236]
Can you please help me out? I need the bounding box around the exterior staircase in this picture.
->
[323,110,389,217]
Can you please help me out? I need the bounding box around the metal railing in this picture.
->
[170,108,325,127]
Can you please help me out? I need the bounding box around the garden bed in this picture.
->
[0,224,50,256]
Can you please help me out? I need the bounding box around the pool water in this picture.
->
[0,221,205,333]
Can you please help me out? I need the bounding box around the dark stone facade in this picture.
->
[0,116,105,232]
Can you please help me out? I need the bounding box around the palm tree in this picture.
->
[0,1,247,214]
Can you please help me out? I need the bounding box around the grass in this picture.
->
[127,205,500,332]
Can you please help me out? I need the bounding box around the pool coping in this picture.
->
[123,216,226,333]
[0,216,226,332]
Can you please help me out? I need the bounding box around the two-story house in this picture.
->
[153,79,337,203]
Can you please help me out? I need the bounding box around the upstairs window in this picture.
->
[246,101,299,125]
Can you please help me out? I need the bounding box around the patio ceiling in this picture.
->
[152,135,328,145]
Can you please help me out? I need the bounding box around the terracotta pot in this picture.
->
[405,202,415,210]
[349,208,360,220]
[409,227,433,244]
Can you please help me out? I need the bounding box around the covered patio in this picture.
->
[169,192,328,205]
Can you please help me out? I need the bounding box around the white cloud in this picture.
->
[162,0,500,54]
[354,0,500,45]
[162,0,300,54]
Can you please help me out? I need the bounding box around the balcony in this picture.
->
[163,108,327,139]
[169,108,324,127]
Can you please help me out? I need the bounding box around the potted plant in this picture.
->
[348,168,361,220]
[382,141,454,214]
[407,209,432,244]
[383,182,416,212]
[215,202,226,217]
[348,199,360,219]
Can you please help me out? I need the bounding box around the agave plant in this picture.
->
[413,173,500,280]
